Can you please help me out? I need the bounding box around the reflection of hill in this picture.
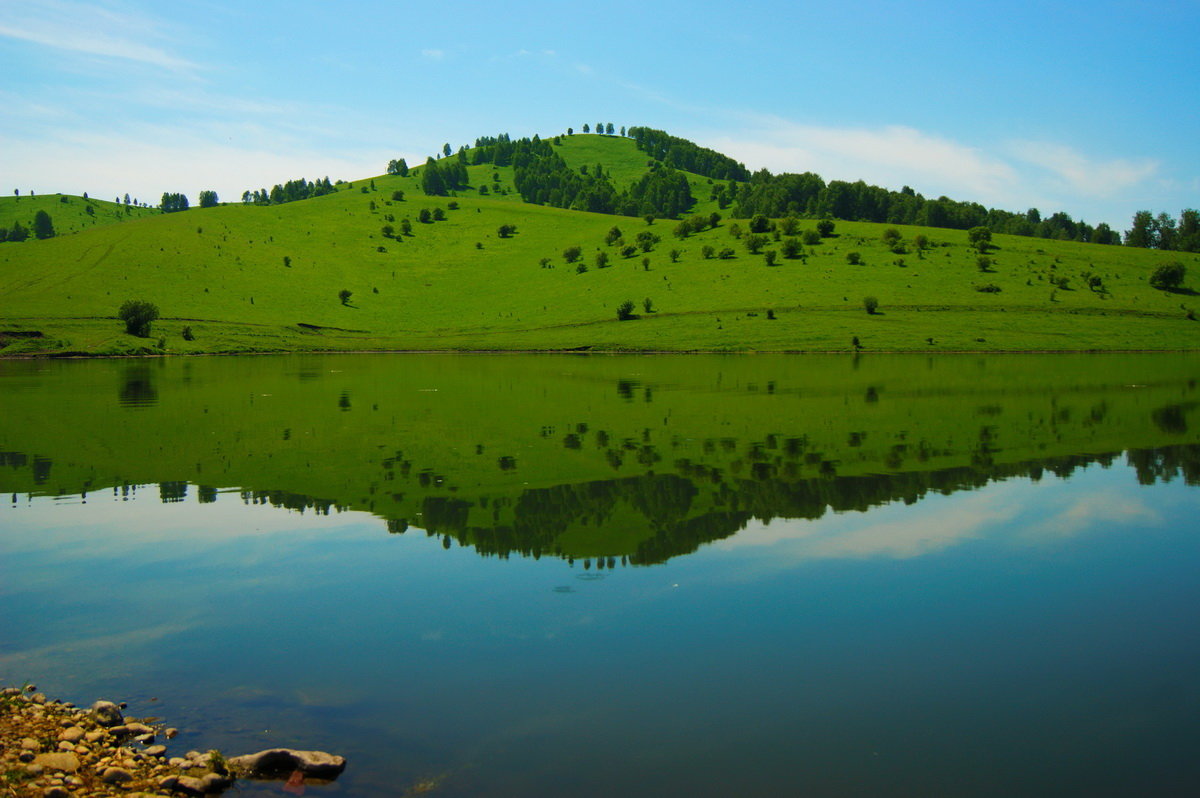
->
[394,446,1200,565]
[2,353,1199,564]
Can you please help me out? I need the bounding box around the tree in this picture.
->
[881,227,901,247]
[198,190,219,208]
[701,245,715,259]
[32,210,55,240]
[642,297,653,313]
[977,256,993,272]
[160,192,189,213]
[801,230,821,246]
[764,250,777,266]
[432,207,446,221]
[781,238,802,259]
[497,223,517,238]
[391,190,405,201]
[967,226,992,252]
[749,214,771,234]
[118,300,159,337]
[583,124,590,133]
[594,251,610,269]
[563,245,582,263]
[339,289,353,305]
[913,233,930,252]
[845,251,862,264]
[617,299,635,320]
[644,214,655,225]
[418,208,432,223]
[605,226,623,245]
[816,219,835,237]
[1149,261,1186,291]
[635,231,660,252]
[606,123,615,135]
[669,248,681,263]
[863,296,879,314]
[7,221,29,242]
[400,218,413,235]
[745,234,767,254]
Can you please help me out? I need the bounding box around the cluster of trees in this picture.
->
[1125,209,1200,251]
[626,126,751,181]
[0,210,55,243]
[198,190,219,208]
[241,177,336,206]
[419,156,470,196]
[386,158,409,176]
[160,192,190,213]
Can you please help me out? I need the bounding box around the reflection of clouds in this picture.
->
[713,484,1028,565]
[0,622,190,670]
[1024,492,1159,541]
[0,490,369,558]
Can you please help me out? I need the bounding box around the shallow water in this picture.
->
[2,354,1199,796]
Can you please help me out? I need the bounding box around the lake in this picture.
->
[2,353,1199,796]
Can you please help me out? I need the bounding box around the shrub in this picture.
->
[594,251,610,269]
[432,207,446,221]
[418,209,432,223]
[764,250,778,266]
[497,224,517,238]
[181,325,194,341]
[447,201,459,210]
[575,263,588,274]
[617,300,636,320]
[563,246,582,263]
[642,297,654,313]
[718,247,735,259]
[621,245,637,259]
[701,245,715,259]
[339,289,352,305]
[744,234,767,254]
[977,256,993,272]
[802,230,821,246]
[669,248,681,263]
[1150,261,1186,291]
[863,296,879,314]
[816,219,835,237]
[780,238,802,259]
[118,299,159,337]
[845,251,862,265]
[975,284,1002,293]
[391,190,405,201]
[539,257,551,268]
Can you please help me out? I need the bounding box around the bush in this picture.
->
[780,238,802,259]
[977,256,993,272]
[391,190,405,201]
[802,230,822,246]
[339,289,352,305]
[764,250,778,266]
[744,234,767,254]
[975,284,1002,293]
[845,251,862,265]
[718,247,735,259]
[863,296,879,314]
[575,263,588,274]
[118,300,159,337]
[816,219,835,237]
[181,325,195,341]
[497,224,517,238]
[617,300,636,320]
[1150,261,1187,291]
[563,245,582,263]
[701,245,715,259]
[594,251,610,269]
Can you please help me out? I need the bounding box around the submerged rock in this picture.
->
[228,748,347,779]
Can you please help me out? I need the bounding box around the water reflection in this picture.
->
[2,353,1199,566]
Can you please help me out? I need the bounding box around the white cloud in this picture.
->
[1007,140,1159,198]
[704,116,1018,202]
[420,48,444,60]
[0,0,198,71]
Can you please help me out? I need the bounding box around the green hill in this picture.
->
[0,193,157,240]
[1,132,1198,356]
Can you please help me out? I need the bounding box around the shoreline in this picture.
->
[0,685,344,797]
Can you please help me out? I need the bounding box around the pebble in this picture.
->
[102,766,134,784]
[21,736,41,749]
[144,745,167,757]
[59,726,85,743]
[42,788,70,798]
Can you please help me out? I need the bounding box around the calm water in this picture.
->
[2,354,1199,797]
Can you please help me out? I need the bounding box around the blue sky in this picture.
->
[1,0,1196,229]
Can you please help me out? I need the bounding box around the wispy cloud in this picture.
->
[420,48,445,60]
[1023,491,1159,540]
[704,115,1018,201]
[1007,140,1160,198]
[0,0,198,71]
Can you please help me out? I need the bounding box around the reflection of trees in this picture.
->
[119,365,158,408]
[394,445,1200,565]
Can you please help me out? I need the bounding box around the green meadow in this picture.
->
[1,134,1198,356]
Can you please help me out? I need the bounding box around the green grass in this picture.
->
[2,134,1198,355]
[0,193,157,238]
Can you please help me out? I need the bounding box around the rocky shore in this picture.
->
[1,685,345,797]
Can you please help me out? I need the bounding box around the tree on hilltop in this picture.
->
[33,210,55,240]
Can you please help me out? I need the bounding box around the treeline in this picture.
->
[729,173,1123,244]
[1125,209,1200,251]
[241,177,336,206]
[626,126,751,182]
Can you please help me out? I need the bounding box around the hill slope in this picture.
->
[1,133,1198,355]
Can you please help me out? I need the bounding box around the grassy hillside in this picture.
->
[1,134,1198,355]
[0,193,157,239]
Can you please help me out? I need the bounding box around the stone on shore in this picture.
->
[32,752,79,772]
[90,700,124,727]
[102,765,134,784]
[228,748,347,778]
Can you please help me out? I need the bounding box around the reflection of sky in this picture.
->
[710,466,1165,567]
[2,462,1198,797]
